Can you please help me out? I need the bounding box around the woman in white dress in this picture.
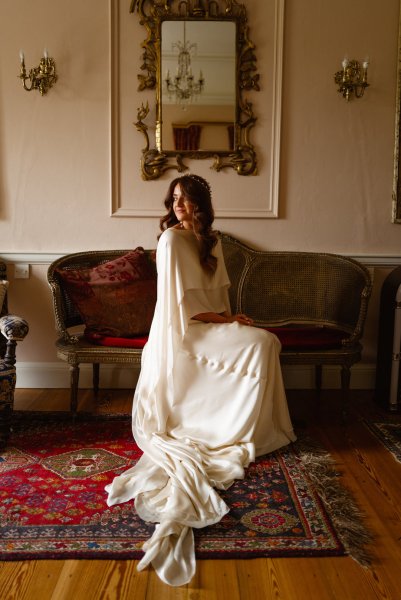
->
[106,174,296,586]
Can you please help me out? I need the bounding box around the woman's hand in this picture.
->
[226,313,254,326]
[192,312,254,325]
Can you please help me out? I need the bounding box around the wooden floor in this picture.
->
[1,388,401,600]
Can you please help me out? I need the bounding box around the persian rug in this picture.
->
[363,419,401,464]
[0,413,371,564]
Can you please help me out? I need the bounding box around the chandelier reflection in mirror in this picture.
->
[165,21,205,105]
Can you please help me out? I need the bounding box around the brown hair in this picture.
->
[160,174,218,273]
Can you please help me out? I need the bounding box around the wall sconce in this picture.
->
[18,49,57,96]
[334,58,369,101]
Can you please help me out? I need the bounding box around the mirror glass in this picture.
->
[160,21,236,152]
[130,0,260,179]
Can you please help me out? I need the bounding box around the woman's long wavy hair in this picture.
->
[160,174,218,274]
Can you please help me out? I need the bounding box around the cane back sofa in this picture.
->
[0,261,29,448]
[47,233,372,415]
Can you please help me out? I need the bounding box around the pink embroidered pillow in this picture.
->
[56,249,157,337]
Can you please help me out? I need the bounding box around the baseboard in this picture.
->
[15,361,376,390]
[15,362,141,389]
[281,363,376,389]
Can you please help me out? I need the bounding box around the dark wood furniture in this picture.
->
[0,262,29,448]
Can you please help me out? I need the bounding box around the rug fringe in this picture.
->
[294,435,373,567]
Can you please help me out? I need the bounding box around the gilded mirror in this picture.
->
[130,0,260,180]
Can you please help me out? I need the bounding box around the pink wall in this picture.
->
[0,0,400,387]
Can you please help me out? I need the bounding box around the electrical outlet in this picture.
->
[14,263,30,279]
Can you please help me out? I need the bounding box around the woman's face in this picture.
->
[172,183,194,229]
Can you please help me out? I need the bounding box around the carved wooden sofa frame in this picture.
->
[221,234,372,406]
[47,234,372,414]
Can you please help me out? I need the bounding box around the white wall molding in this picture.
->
[16,361,376,391]
[1,252,400,267]
[0,253,63,265]
[351,255,401,267]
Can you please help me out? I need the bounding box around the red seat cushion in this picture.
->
[85,326,347,351]
[263,326,348,350]
[85,331,148,349]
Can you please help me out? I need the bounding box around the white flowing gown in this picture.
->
[105,228,296,586]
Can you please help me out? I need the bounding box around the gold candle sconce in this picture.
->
[334,58,369,101]
[19,49,58,96]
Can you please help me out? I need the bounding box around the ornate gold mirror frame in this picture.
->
[130,0,260,180]
[392,0,401,223]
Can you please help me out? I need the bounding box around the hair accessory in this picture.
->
[182,173,211,195]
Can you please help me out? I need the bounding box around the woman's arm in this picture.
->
[192,311,254,326]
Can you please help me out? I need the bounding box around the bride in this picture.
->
[105,174,296,586]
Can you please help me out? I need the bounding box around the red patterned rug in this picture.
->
[0,413,371,564]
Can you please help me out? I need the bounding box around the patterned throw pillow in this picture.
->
[56,249,157,337]
[0,281,9,314]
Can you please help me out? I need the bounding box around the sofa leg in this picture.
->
[4,340,17,369]
[0,370,16,449]
[70,364,80,416]
[93,363,100,397]
[341,365,351,419]
[315,365,322,398]
[0,405,11,450]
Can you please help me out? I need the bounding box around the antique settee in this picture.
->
[47,234,372,415]
[0,261,29,448]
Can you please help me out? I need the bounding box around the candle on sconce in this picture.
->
[334,55,370,100]
[18,47,57,95]
[362,57,369,83]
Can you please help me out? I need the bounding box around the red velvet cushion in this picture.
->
[85,325,347,351]
[263,326,347,350]
[56,249,157,337]
[85,331,149,348]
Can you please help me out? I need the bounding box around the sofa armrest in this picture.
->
[0,315,29,341]
[0,315,29,369]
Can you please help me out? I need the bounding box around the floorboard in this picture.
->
[1,388,401,600]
